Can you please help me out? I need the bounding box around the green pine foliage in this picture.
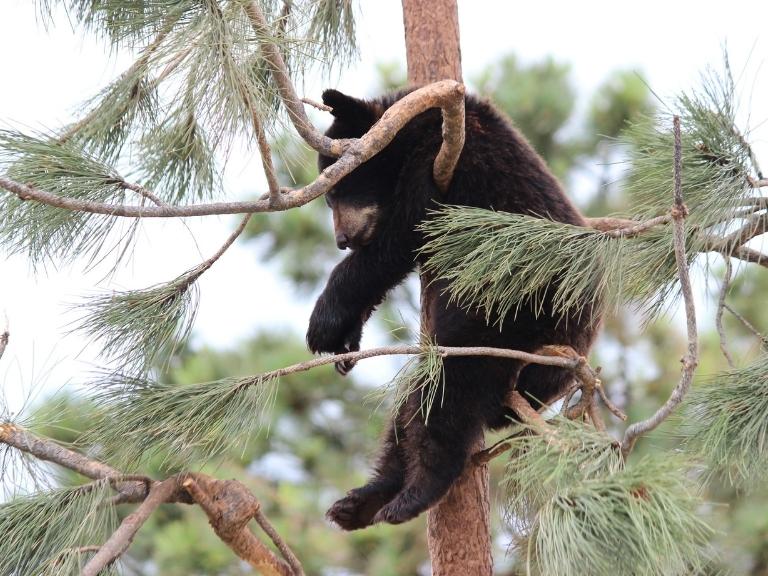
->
[623,61,757,238]
[87,371,278,469]
[72,271,201,373]
[385,339,445,426]
[504,419,713,576]
[420,207,688,324]
[683,354,768,488]
[0,130,136,269]
[0,481,117,575]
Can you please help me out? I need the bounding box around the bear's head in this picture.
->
[317,90,394,251]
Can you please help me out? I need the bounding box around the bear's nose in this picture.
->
[336,232,350,250]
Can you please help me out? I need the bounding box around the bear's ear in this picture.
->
[322,89,379,130]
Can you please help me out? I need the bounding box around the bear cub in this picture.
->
[307,88,600,529]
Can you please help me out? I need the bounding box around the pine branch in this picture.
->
[73,215,249,372]
[0,80,467,217]
[716,257,736,367]
[1,424,304,573]
[183,475,301,576]
[683,354,768,486]
[82,477,181,576]
[622,116,699,458]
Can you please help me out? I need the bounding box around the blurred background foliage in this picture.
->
[28,53,768,575]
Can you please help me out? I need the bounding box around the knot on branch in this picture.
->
[671,203,689,219]
[183,474,260,538]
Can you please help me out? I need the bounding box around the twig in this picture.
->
[716,257,736,368]
[586,214,672,238]
[0,313,8,362]
[724,302,768,345]
[254,507,305,576]
[622,116,699,458]
[121,181,167,207]
[0,81,467,217]
[252,344,583,385]
[185,214,252,286]
[301,97,332,112]
[750,178,768,188]
[183,475,299,576]
[720,212,768,247]
[82,477,182,576]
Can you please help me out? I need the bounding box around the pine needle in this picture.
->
[420,207,691,325]
[0,481,117,576]
[622,57,757,244]
[383,338,445,426]
[0,130,138,269]
[503,419,713,576]
[682,354,768,488]
[86,371,278,469]
[71,271,201,374]
[136,106,220,202]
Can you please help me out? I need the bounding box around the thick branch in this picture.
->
[0,81,466,218]
[0,423,150,501]
[82,477,182,576]
[622,116,698,458]
[432,84,465,193]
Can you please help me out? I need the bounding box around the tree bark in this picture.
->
[401,1,493,574]
[402,0,462,86]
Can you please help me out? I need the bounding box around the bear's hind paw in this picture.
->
[326,488,388,531]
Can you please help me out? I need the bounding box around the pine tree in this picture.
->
[1,2,767,575]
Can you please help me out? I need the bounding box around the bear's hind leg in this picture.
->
[372,365,487,525]
[326,420,405,530]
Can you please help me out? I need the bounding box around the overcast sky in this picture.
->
[1,1,767,415]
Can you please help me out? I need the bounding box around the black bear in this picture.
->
[307,88,600,530]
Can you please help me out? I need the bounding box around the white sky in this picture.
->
[1,0,767,415]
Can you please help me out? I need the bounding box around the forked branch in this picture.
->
[622,116,699,458]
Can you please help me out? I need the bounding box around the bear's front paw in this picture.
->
[306,297,352,355]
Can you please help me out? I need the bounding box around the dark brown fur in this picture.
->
[306,89,600,529]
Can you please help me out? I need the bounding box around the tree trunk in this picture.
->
[401,2,493,574]
[402,0,462,86]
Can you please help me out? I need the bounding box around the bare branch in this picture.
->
[0,313,8,362]
[185,214,251,286]
[0,81,467,218]
[301,97,332,112]
[253,507,305,576]
[716,257,736,368]
[82,476,182,576]
[622,116,699,458]
[0,423,161,504]
[721,212,768,247]
[724,302,768,345]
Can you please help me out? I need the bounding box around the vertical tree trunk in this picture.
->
[401,2,493,574]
